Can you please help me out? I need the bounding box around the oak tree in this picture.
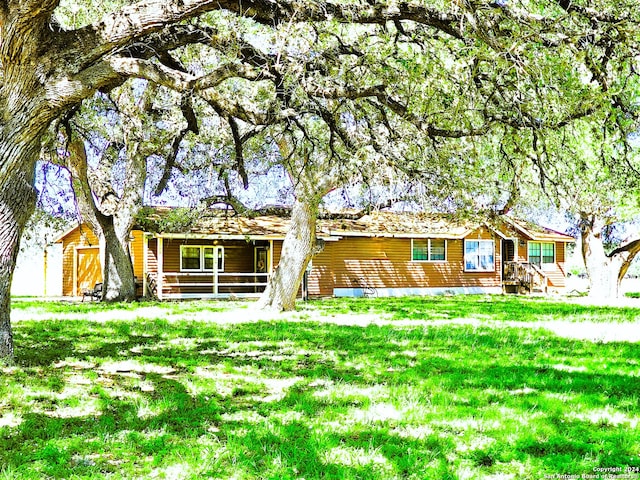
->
[2,0,639,360]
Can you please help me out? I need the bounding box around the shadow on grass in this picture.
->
[2,314,640,478]
[304,295,640,323]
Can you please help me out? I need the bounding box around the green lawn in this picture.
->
[1,296,640,479]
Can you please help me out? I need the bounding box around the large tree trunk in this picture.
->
[257,197,320,311]
[581,214,640,299]
[67,139,142,302]
[100,219,137,302]
[0,167,38,360]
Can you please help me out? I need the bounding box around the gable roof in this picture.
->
[500,216,574,242]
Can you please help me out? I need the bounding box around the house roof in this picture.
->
[500,217,574,242]
[136,207,478,239]
[171,213,292,238]
[56,207,575,242]
[317,212,474,239]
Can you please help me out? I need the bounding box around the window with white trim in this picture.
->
[412,238,446,262]
[528,242,554,268]
[464,240,495,272]
[180,245,224,272]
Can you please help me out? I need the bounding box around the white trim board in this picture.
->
[333,286,503,297]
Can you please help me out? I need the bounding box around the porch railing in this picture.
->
[503,261,548,293]
[155,271,271,299]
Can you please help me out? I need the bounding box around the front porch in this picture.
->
[145,234,277,300]
[150,271,271,300]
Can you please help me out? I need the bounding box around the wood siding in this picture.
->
[60,226,100,296]
[308,228,502,297]
[130,230,145,279]
[61,227,147,296]
[547,242,566,288]
[147,237,158,279]
[517,240,567,288]
[272,240,283,267]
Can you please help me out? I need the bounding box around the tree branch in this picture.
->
[108,56,265,93]
[375,92,490,137]
[154,95,199,196]
[609,238,640,259]
[228,116,249,189]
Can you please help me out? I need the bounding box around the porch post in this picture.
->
[142,233,148,297]
[157,236,164,300]
[213,266,218,296]
[269,240,274,274]
[498,236,503,291]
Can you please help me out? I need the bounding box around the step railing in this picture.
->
[503,261,548,293]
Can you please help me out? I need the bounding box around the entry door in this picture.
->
[255,247,270,273]
[76,247,101,295]
[254,247,270,293]
[501,239,515,274]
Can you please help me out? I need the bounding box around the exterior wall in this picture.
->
[147,237,158,280]
[516,240,528,262]
[272,240,283,268]
[308,227,502,298]
[546,241,566,289]
[518,239,567,289]
[61,223,569,299]
[60,226,101,296]
[13,243,63,297]
[130,230,145,280]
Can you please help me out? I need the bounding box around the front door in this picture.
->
[254,246,270,293]
[501,239,516,274]
[76,247,101,295]
[255,246,270,273]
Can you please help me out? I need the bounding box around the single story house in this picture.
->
[56,208,574,299]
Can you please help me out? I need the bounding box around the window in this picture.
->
[203,247,215,270]
[412,239,446,262]
[180,245,224,271]
[464,240,494,272]
[528,242,554,268]
[181,247,201,271]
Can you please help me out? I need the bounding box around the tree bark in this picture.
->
[257,197,320,311]
[101,219,137,302]
[67,138,143,302]
[581,214,640,299]
[0,168,37,361]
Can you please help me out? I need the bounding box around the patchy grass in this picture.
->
[10,299,244,315]
[303,295,640,323]
[2,295,640,479]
